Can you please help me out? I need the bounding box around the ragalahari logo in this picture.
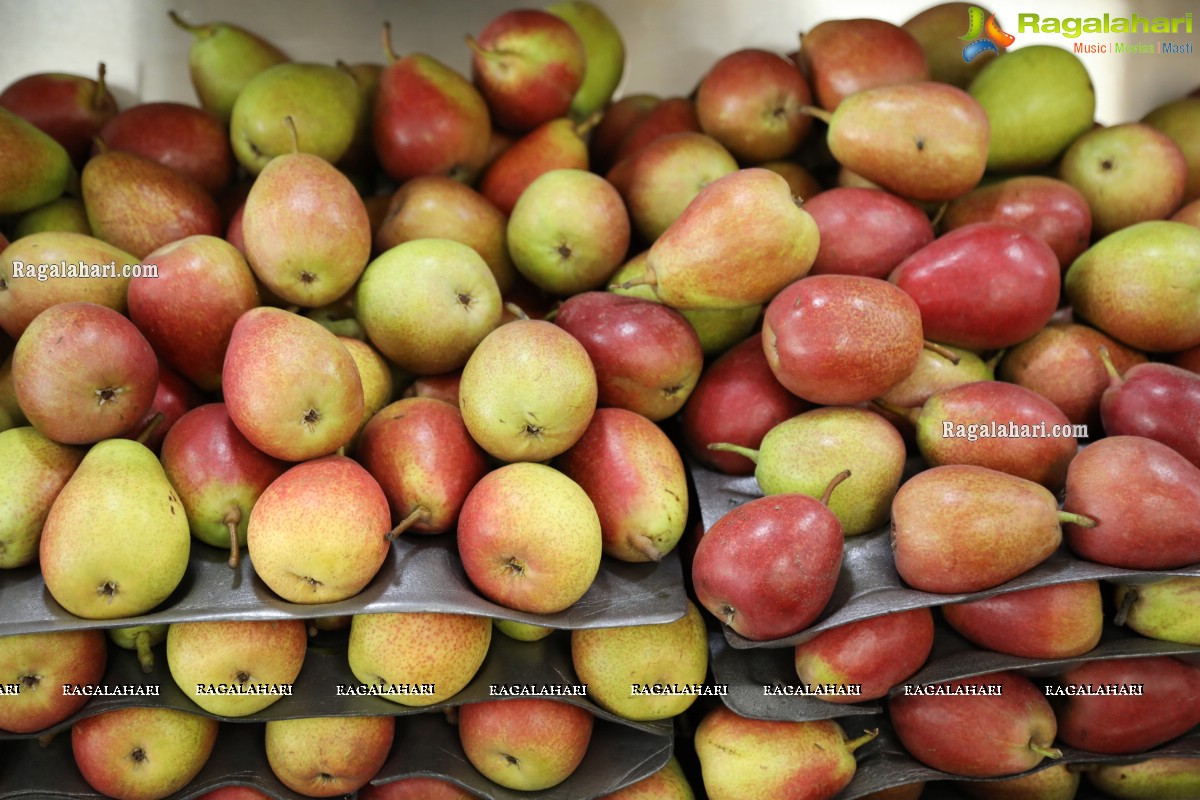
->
[960,6,1015,62]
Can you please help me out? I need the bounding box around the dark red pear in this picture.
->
[1172,343,1200,373]
[0,63,118,166]
[691,474,847,641]
[889,222,1061,351]
[588,92,659,174]
[1062,435,1200,569]
[763,274,924,406]
[95,101,233,195]
[997,322,1146,428]
[161,403,288,568]
[356,397,488,538]
[1054,655,1200,755]
[611,97,700,165]
[941,175,1093,271]
[804,187,934,279]
[940,580,1103,659]
[1098,347,1200,468]
[681,334,810,475]
[123,361,203,455]
[889,671,1061,778]
[796,18,929,112]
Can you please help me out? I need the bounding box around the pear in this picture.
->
[695,706,876,800]
[942,581,1104,659]
[0,64,119,168]
[1065,220,1200,353]
[0,427,84,569]
[493,618,555,642]
[1114,576,1200,645]
[902,3,1006,89]
[39,438,191,619]
[710,407,906,536]
[630,167,819,309]
[0,107,73,216]
[1143,97,1200,204]
[242,127,372,307]
[107,624,168,673]
[13,197,91,237]
[877,343,993,410]
[595,756,695,799]
[957,762,1079,800]
[571,600,708,721]
[546,1,626,121]
[1086,757,1200,799]
[891,464,1094,594]
[168,11,288,125]
[230,63,360,174]
[969,44,1095,172]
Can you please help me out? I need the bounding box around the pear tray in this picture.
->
[0,711,673,800]
[689,462,1200,650]
[0,534,687,638]
[0,626,671,741]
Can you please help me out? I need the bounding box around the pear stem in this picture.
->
[386,506,430,541]
[505,301,530,321]
[283,115,300,155]
[1059,511,1097,528]
[381,21,400,64]
[464,35,488,59]
[575,110,603,138]
[93,63,109,111]
[922,340,961,365]
[134,630,155,674]
[91,135,109,155]
[929,201,949,229]
[167,10,201,35]
[224,508,242,569]
[1097,345,1123,385]
[1029,742,1063,760]
[610,274,653,291]
[1113,586,1138,627]
[821,469,852,506]
[844,728,879,754]
[706,442,760,463]
[985,348,1007,372]
[134,412,165,445]
[631,533,664,562]
[798,104,833,124]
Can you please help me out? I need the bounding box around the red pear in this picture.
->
[0,63,118,166]
[96,101,233,194]
[796,18,930,111]
[941,580,1104,658]
[805,187,934,279]
[1098,349,1200,468]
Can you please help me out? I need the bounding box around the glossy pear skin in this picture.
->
[1115,576,1200,646]
[941,580,1104,658]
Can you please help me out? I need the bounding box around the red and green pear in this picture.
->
[0,107,74,217]
[611,97,700,165]
[479,115,593,216]
[96,101,234,194]
[902,3,1006,88]
[797,17,929,112]
[0,63,117,166]
[942,580,1103,658]
[0,427,85,569]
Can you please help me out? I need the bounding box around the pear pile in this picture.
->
[2,1,1200,798]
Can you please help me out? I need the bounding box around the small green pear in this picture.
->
[107,624,168,673]
[0,107,73,216]
[39,439,191,619]
[546,0,626,121]
[13,197,91,237]
[1086,756,1200,799]
[493,618,555,642]
[1114,576,1200,645]
[0,427,85,569]
[969,45,1095,172]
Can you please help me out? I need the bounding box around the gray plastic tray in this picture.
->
[0,535,686,637]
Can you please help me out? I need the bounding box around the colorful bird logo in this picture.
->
[960,6,1014,62]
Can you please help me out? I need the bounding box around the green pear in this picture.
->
[609,253,760,356]
[571,600,708,721]
[1065,220,1200,352]
[168,10,289,125]
[13,197,91,237]
[107,624,168,673]
[0,107,73,216]
[347,611,492,706]
[230,62,360,174]
[0,353,25,431]
[1143,97,1200,204]
[969,45,1095,172]
[242,143,372,307]
[1114,576,1200,645]
[902,3,1006,89]
[356,239,503,375]
[493,618,555,642]
[710,407,906,536]
[877,343,994,409]
[39,439,191,619]
[0,427,85,569]
[0,231,138,339]
[546,1,626,121]
[1086,757,1200,799]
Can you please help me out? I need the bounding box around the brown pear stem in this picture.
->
[93,63,109,111]
[134,412,165,445]
[798,104,833,124]
[706,442,760,463]
[610,275,653,291]
[36,731,56,748]
[1113,586,1138,627]
[283,115,300,155]
[386,506,430,541]
[820,469,852,506]
[505,301,530,321]
[1097,345,1123,385]
[575,110,603,138]
[1059,511,1096,528]
[922,340,961,365]
[844,728,879,754]
[631,533,664,562]
[224,508,242,569]
[464,35,488,59]
[167,10,201,35]
[871,398,921,425]
[928,201,949,230]
[91,134,109,155]
[134,630,155,674]
[985,348,1007,372]
[1029,742,1063,760]
[381,21,400,64]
